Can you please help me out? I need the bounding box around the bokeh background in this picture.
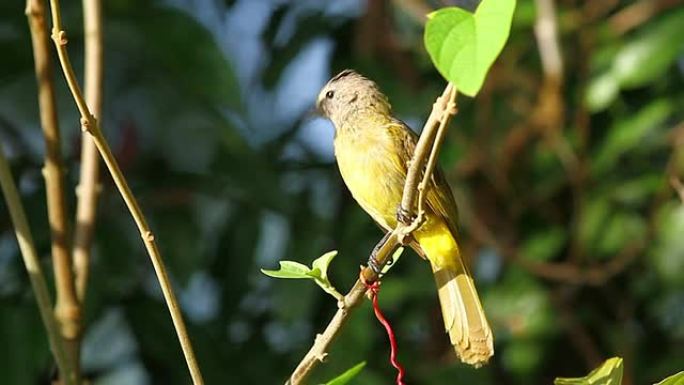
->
[1,0,684,384]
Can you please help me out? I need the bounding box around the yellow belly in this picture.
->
[334,130,404,230]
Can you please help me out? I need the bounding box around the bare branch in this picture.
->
[25,0,81,381]
[534,0,563,81]
[73,0,103,302]
[0,143,76,385]
[46,1,204,383]
[286,84,459,385]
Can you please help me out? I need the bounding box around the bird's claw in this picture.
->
[396,207,416,225]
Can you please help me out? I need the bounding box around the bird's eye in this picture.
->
[325,90,335,99]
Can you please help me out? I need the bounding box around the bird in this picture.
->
[316,69,493,367]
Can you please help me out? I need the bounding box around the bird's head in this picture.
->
[316,69,391,127]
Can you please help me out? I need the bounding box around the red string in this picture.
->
[365,280,406,385]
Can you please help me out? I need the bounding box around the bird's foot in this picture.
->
[396,207,416,225]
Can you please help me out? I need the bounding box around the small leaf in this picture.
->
[592,99,672,175]
[312,251,338,283]
[655,371,684,385]
[323,361,366,385]
[585,73,619,112]
[554,357,623,385]
[261,261,313,279]
[262,252,344,301]
[613,9,684,89]
[424,0,516,96]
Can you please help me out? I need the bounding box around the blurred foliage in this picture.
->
[1,0,683,384]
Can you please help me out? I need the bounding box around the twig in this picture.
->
[0,144,76,385]
[73,0,103,302]
[608,0,682,35]
[25,0,81,381]
[46,1,204,384]
[286,84,459,385]
[669,176,684,203]
[534,0,563,81]
[400,84,455,227]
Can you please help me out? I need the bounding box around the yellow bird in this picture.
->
[316,70,493,366]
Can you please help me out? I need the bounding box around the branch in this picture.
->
[25,0,81,381]
[73,0,103,302]
[534,0,563,81]
[0,143,76,385]
[286,84,459,385]
[46,1,205,384]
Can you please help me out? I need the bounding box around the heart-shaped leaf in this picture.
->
[424,0,516,96]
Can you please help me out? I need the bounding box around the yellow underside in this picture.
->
[414,217,460,270]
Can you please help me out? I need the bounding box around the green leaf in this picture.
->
[424,0,516,96]
[653,204,684,287]
[261,261,313,279]
[554,357,623,385]
[261,252,344,300]
[585,72,619,112]
[312,251,338,283]
[322,361,366,385]
[521,227,567,262]
[612,9,684,89]
[655,371,684,385]
[592,100,672,175]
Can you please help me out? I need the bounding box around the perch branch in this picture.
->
[73,0,103,302]
[286,84,459,385]
[25,0,82,381]
[46,1,204,383]
[0,144,76,385]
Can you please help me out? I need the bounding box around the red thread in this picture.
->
[365,280,406,385]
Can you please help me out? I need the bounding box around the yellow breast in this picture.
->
[334,123,406,230]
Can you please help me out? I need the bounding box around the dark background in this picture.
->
[1,0,683,384]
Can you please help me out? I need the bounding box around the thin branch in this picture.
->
[287,84,459,385]
[46,1,204,384]
[534,0,563,81]
[25,0,81,381]
[400,84,454,224]
[608,0,682,35]
[0,145,76,385]
[73,0,103,302]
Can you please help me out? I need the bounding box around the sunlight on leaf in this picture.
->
[424,0,516,96]
[261,261,312,279]
[261,251,344,300]
[322,361,366,385]
[655,371,684,385]
[554,357,623,385]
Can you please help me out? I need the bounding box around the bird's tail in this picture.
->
[415,222,493,367]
